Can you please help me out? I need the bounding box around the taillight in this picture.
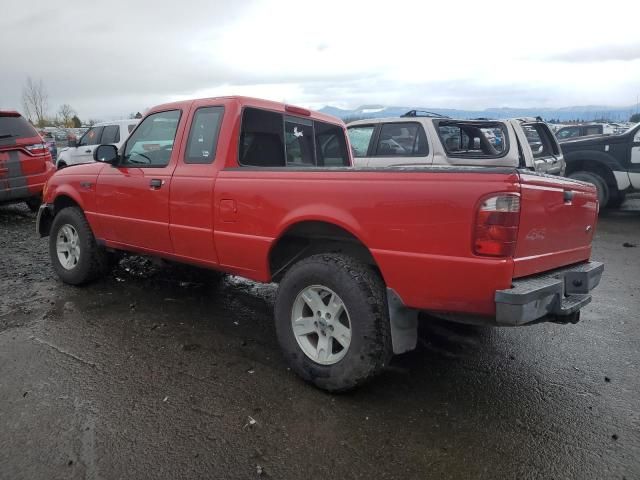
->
[473,194,520,257]
[25,143,48,155]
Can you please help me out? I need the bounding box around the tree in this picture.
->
[21,77,49,127]
[630,113,640,123]
[71,115,82,128]
[58,104,77,127]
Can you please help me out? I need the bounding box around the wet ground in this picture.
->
[1,200,639,480]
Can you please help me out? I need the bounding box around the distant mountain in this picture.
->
[319,104,638,123]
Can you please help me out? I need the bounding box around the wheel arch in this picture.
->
[268,220,380,283]
[38,193,84,237]
[564,154,618,190]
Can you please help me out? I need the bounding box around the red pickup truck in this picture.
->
[36,96,603,391]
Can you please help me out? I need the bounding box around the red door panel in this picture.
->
[95,166,173,253]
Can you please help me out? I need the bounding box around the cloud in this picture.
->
[546,44,640,63]
[1,0,639,120]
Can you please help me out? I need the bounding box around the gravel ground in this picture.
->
[0,200,639,480]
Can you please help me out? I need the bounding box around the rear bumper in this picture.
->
[495,261,604,326]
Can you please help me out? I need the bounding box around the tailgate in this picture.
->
[513,171,598,278]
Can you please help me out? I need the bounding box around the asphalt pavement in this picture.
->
[0,200,638,480]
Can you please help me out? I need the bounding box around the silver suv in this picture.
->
[348,112,564,175]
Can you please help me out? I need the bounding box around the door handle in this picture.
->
[149,179,164,190]
[84,149,91,153]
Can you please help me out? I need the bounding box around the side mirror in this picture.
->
[94,144,118,164]
[68,137,77,148]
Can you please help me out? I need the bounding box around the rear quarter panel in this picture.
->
[214,168,520,315]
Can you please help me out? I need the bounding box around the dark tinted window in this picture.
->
[79,126,104,146]
[0,114,38,144]
[239,107,349,168]
[285,117,315,167]
[127,123,137,134]
[123,110,181,167]
[240,108,286,167]
[185,107,224,164]
[101,125,120,144]
[375,122,428,156]
[437,121,507,158]
[315,121,349,166]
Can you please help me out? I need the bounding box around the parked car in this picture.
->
[36,96,603,391]
[0,110,54,211]
[555,123,616,140]
[347,113,564,175]
[56,120,138,169]
[559,122,640,207]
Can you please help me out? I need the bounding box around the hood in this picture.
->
[559,132,628,150]
[54,161,105,177]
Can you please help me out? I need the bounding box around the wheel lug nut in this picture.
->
[326,313,331,319]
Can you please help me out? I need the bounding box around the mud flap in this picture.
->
[386,288,418,354]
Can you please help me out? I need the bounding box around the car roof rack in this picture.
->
[401,110,449,118]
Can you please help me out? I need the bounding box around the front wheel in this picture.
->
[49,206,109,285]
[274,254,391,392]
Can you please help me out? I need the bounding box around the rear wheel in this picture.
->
[49,206,109,285]
[568,171,609,207]
[274,253,391,392]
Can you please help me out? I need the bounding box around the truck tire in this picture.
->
[607,190,626,209]
[274,253,392,392]
[49,206,109,285]
[568,171,609,207]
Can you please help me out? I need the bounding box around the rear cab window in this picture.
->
[436,120,507,158]
[239,107,349,168]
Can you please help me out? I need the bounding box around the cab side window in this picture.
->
[239,107,349,168]
[374,123,428,157]
[185,107,224,164]
[122,110,181,167]
[100,125,120,144]
[79,126,104,146]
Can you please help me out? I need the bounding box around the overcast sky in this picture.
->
[1,0,639,120]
